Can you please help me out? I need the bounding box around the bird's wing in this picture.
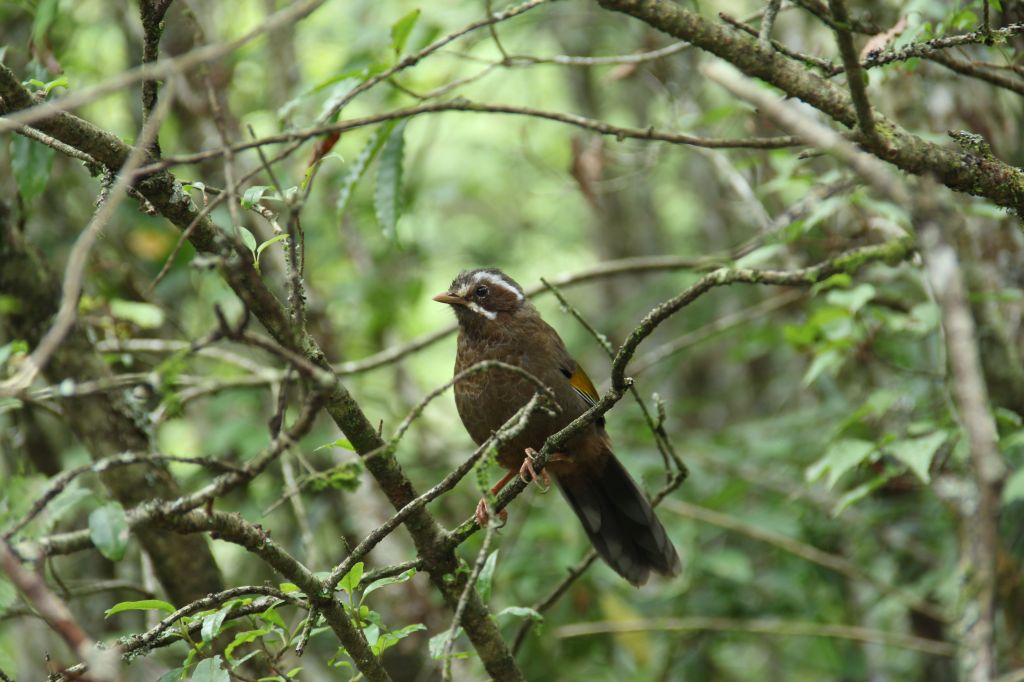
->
[540,317,602,409]
[561,362,600,407]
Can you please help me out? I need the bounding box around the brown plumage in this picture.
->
[434,268,681,586]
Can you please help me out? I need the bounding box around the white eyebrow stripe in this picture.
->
[466,301,497,320]
[471,271,524,301]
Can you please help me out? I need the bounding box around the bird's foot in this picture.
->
[475,498,508,528]
[520,448,551,493]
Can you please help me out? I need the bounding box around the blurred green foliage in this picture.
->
[1,0,1023,680]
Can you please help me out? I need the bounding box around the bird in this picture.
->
[434,268,681,586]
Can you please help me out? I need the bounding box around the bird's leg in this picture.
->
[475,469,517,527]
[520,448,552,493]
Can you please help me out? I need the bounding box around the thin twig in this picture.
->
[334,255,716,378]
[450,240,915,548]
[862,23,1024,68]
[827,0,877,143]
[0,542,120,681]
[631,291,803,375]
[702,62,908,206]
[759,0,784,47]
[21,394,324,559]
[0,0,328,133]
[511,553,598,654]
[117,585,305,654]
[322,0,549,121]
[324,391,551,592]
[553,617,957,656]
[540,277,685,475]
[720,12,840,74]
[138,99,800,174]
[442,522,496,679]
[921,212,1005,681]
[663,499,948,623]
[0,80,175,397]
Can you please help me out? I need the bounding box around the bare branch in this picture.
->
[0,0,328,133]
[554,617,957,656]
[759,0,783,47]
[0,542,120,681]
[595,0,1024,213]
[139,99,799,175]
[827,0,878,143]
[922,216,1006,682]
[0,80,175,397]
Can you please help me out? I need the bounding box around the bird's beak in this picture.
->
[432,292,465,306]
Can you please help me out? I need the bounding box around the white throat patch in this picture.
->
[465,301,497,320]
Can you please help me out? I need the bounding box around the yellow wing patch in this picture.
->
[567,364,600,406]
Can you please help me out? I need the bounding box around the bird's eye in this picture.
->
[474,284,489,298]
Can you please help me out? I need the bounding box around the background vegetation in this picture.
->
[1,0,1022,680]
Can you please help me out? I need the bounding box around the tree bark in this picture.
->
[0,202,224,606]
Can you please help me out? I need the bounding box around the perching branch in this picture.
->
[449,238,915,546]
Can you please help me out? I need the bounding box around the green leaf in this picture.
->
[476,551,498,603]
[0,340,28,369]
[255,234,289,267]
[241,185,270,209]
[803,348,843,386]
[225,627,274,662]
[31,0,59,48]
[338,562,364,595]
[1002,468,1024,506]
[11,134,56,204]
[887,431,948,483]
[810,273,852,295]
[259,606,287,630]
[390,9,421,54]
[309,462,362,492]
[362,568,417,600]
[279,582,301,593]
[237,226,258,254]
[826,284,876,314]
[336,121,396,218]
[806,439,876,489]
[105,599,176,618]
[155,667,186,682]
[496,606,543,622]
[995,407,1023,431]
[833,474,890,515]
[42,483,93,533]
[42,76,68,96]
[192,655,229,682]
[316,437,355,452]
[374,119,407,239]
[372,623,426,656]
[0,576,18,617]
[89,502,130,561]
[734,243,786,269]
[429,627,472,660]
[110,299,165,329]
[202,602,236,642]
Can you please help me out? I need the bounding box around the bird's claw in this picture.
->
[520,448,551,493]
[475,498,508,528]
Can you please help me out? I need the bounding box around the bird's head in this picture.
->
[433,268,528,332]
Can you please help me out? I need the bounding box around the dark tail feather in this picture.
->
[556,453,681,586]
